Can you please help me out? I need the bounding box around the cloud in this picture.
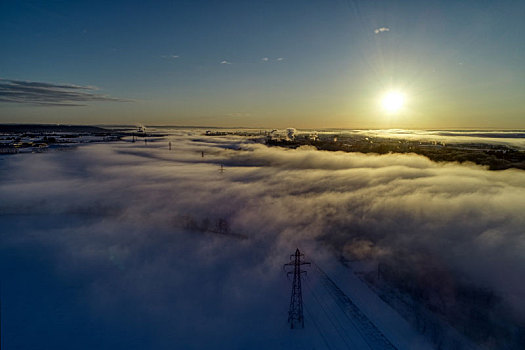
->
[226,112,251,117]
[161,54,180,59]
[261,57,284,62]
[1,132,524,348]
[0,78,130,106]
[220,60,232,65]
[374,27,390,34]
[350,129,525,149]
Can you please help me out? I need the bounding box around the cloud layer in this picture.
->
[0,79,129,106]
[1,132,524,348]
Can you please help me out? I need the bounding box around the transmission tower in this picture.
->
[284,248,311,329]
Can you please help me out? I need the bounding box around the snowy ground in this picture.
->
[283,259,434,350]
[1,130,523,349]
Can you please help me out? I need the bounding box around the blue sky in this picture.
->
[1,0,524,128]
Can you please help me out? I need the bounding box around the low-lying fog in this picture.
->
[1,131,524,349]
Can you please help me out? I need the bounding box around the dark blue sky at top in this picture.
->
[1,0,524,127]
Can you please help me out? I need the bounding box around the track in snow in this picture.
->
[298,260,399,350]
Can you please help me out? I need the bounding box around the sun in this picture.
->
[381,91,405,113]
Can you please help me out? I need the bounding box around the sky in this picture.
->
[1,0,524,128]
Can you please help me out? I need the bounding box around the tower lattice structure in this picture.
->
[284,248,311,329]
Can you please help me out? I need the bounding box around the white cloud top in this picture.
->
[374,27,390,34]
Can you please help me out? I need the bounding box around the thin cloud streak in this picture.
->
[0,79,130,106]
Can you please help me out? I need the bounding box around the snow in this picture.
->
[277,257,435,350]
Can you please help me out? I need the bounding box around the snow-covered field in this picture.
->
[1,130,524,349]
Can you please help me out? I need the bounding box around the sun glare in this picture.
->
[381,91,405,113]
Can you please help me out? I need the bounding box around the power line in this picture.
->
[304,275,356,349]
[312,261,398,350]
[303,301,335,350]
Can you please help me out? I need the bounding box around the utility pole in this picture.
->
[284,248,310,329]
